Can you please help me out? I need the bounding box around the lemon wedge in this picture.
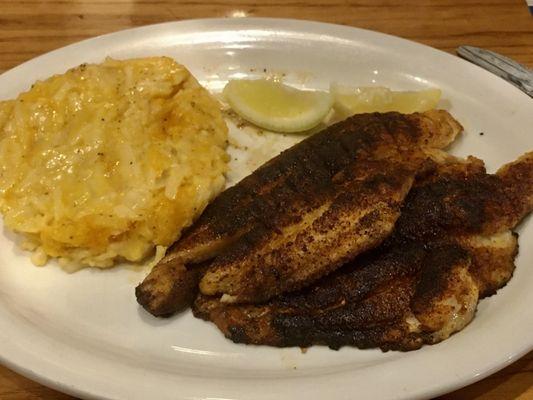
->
[223,79,333,133]
[331,84,441,117]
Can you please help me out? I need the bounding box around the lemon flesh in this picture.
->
[223,79,333,133]
[331,84,441,117]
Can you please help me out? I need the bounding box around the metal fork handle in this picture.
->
[457,45,533,98]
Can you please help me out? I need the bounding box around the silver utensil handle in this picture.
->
[457,45,533,98]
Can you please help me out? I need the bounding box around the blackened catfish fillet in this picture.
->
[136,110,461,316]
[199,111,461,303]
[194,243,474,351]
[193,152,533,351]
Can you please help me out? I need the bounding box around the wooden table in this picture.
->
[0,1,532,399]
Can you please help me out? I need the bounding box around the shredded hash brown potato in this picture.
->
[0,57,228,270]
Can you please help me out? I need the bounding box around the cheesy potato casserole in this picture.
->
[0,57,228,269]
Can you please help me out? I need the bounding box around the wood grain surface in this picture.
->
[0,0,532,399]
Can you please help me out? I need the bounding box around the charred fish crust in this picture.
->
[327,244,425,301]
[135,261,205,317]
[194,153,532,351]
[270,317,417,351]
[271,314,315,346]
[306,135,354,175]
[394,172,502,241]
[381,112,423,143]
[201,147,421,301]
[410,243,470,315]
[227,325,250,343]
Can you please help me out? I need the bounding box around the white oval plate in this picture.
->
[0,18,532,400]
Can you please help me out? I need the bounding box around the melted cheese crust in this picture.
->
[0,57,228,269]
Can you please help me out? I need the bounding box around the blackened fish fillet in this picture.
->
[136,110,462,316]
[198,111,462,303]
[193,152,533,350]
